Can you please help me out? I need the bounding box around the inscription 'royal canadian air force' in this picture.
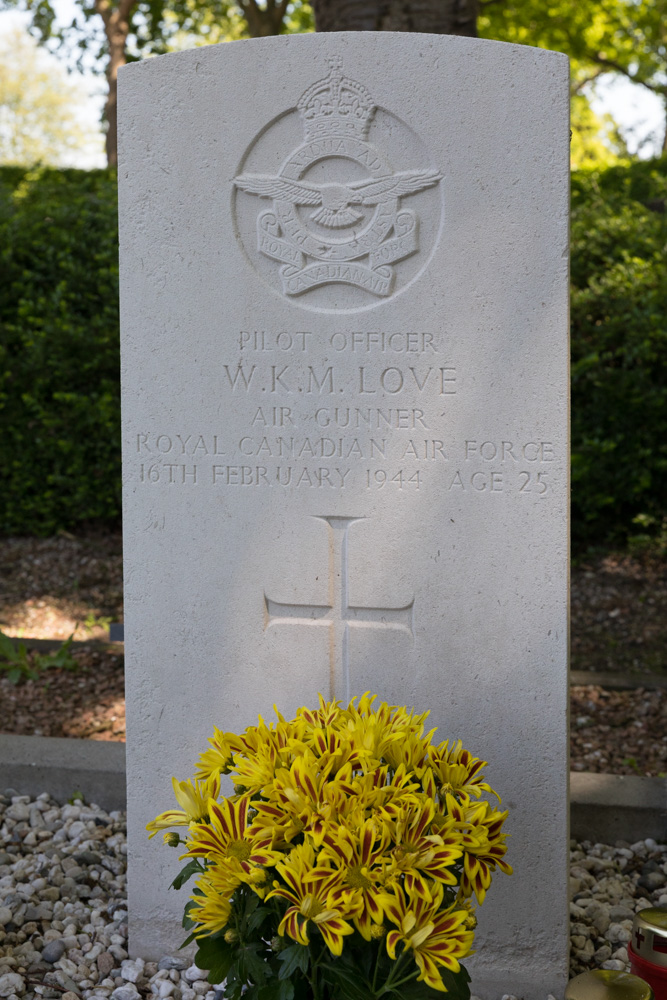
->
[233,56,442,299]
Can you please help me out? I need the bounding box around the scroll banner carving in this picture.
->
[257,209,418,297]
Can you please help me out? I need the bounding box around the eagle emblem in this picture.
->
[233,56,442,299]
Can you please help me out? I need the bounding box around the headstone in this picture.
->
[118,32,569,998]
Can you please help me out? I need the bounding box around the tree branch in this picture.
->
[94,0,112,30]
[571,69,606,94]
[117,0,134,25]
[592,52,666,98]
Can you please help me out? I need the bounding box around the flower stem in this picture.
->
[376,950,412,997]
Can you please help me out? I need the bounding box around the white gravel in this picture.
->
[1,790,666,1000]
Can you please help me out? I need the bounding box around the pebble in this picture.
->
[111,987,140,1000]
[120,959,144,983]
[2,794,667,999]
[98,953,116,977]
[0,974,25,997]
[42,939,66,963]
[183,966,208,984]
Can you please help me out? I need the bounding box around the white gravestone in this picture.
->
[118,33,569,998]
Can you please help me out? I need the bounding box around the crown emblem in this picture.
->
[297,55,375,141]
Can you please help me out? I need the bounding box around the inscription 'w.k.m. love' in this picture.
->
[264,515,414,700]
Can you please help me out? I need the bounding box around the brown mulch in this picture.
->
[0,646,125,740]
[571,684,667,777]
[1,531,667,775]
[571,551,667,676]
[0,529,123,641]
[0,528,125,740]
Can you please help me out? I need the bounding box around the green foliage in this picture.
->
[480,0,667,111]
[189,887,471,1000]
[0,165,121,535]
[0,630,77,684]
[172,859,205,890]
[570,91,628,169]
[570,156,667,549]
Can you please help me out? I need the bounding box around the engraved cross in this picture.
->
[264,516,414,701]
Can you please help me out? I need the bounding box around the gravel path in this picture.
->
[2,792,667,1000]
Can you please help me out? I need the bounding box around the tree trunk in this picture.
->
[97,0,133,167]
[239,0,291,37]
[312,0,477,36]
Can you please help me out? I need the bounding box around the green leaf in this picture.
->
[277,944,309,981]
[397,964,471,1000]
[247,905,271,934]
[240,943,271,985]
[0,631,17,662]
[277,981,295,1000]
[258,979,294,1000]
[171,859,202,890]
[319,961,369,1000]
[183,900,197,930]
[194,937,236,985]
[44,634,77,670]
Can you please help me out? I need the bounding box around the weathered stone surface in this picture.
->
[118,31,569,998]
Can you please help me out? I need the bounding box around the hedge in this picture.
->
[1,160,666,549]
[0,166,121,535]
[571,159,667,549]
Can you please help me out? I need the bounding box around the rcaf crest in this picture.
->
[232,56,443,305]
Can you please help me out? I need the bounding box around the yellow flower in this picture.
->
[267,843,359,955]
[230,740,283,797]
[381,882,474,992]
[309,818,390,940]
[296,693,342,732]
[146,774,220,839]
[183,795,281,894]
[195,728,243,781]
[261,754,348,846]
[291,725,365,779]
[388,801,463,891]
[428,740,497,803]
[444,794,512,904]
[341,765,422,823]
[189,866,236,936]
[338,696,410,768]
[382,728,434,775]
[221,710,308,794]
[150,692,513,975]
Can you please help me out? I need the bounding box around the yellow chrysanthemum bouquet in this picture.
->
[148,694,512,1000]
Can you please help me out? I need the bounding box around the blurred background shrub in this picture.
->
[571,158,667,551]
[0,166,120,535]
